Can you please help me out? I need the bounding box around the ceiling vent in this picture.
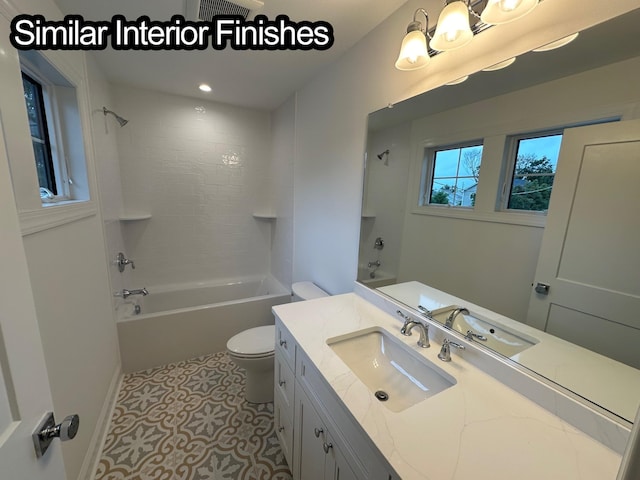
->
[186,0,264,21]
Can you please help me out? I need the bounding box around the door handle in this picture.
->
[534,282,550,295]
[33,412,80,458]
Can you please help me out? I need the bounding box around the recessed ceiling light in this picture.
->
[482,57,516,72]
[532,33,579,52]
[198,83,212,92]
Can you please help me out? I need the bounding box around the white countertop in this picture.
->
[273,292,622,480]
[378,281,640,423]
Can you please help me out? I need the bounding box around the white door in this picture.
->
[526,119,640,369]
[0,109,67,478]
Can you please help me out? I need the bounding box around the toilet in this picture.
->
[226,281,329,403]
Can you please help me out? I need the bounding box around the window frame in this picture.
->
[20,56,74,205]
[420,139,484,209]
[21,71,58,196]
[499,128,564,213]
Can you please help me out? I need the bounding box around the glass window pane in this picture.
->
[508,133,562,211]
[21,73,56,194]
[22,76,43,139]
[428,143,482,207]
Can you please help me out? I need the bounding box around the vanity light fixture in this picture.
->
[430,1,474,52]
[395,0,541,70]
[198,83,212,92]
[532,33,579,52]
[482,56,516,71]
[395,8,431,70]
[480,0,538,25]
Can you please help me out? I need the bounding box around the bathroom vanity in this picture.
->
[272,283,626,479]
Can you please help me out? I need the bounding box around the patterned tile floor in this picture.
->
[95,352,293,480]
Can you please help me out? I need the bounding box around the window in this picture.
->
[21,73,57,197]
[19,50,90,205]
[421,142,483,207]
[504,131,563,212]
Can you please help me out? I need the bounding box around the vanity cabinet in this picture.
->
[294,384,358,480]
[274,316,395,480]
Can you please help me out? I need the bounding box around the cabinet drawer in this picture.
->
[274,387,294,468]
[275,318,296,370]
[275,354,295,420]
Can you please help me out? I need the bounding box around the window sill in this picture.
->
[410,205,547,228]
[20,200,97,236]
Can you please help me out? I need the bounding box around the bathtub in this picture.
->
[117,275,291,373]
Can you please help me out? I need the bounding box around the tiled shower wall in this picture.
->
[113,85,273,288]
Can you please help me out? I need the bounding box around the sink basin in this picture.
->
[327,327,456,412]
[431,307,538,357]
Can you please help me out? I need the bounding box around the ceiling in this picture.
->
[53,0,407,110]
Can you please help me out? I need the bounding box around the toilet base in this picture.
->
[244,367,274,404]
[228,353,275,404]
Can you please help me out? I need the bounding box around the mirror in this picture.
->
[358,9,640,423]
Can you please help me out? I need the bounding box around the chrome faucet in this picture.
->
[118,288,149,298]
[445,307,469,329]
[368,260,381,268]
[397,311,430,348]
[438,338,465,362]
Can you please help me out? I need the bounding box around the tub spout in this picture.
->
[117,288,149,298]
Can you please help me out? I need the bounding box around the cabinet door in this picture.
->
[325,431,359,480]
[294,384,328,480]
[274,388,294,467]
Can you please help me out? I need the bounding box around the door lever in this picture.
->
[33,412,80,458]
[534,282,550,295]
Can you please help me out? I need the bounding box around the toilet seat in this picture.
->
[227,325,275,358]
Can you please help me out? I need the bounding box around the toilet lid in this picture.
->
[227,325,275,356]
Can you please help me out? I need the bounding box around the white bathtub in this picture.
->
[117,275,291,373]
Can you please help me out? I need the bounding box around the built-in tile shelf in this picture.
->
[119,213,152,222]
[252,211,277,220]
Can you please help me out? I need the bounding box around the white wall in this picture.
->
[269,95,296,289]
[113,85,273,288]
[359,122,412,280]
[289,0,639,295]
[86,56,132,317]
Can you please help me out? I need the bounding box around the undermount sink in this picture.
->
[327,327,456,412]
[431,307,538,358]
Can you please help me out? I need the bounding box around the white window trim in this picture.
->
[498,128,564,213]
[12,46,99,235]
[420,140,483,209]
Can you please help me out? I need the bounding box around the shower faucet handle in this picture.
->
[116,252,135,272]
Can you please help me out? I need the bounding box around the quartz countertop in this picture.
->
[378,281,640,423]
[272,292,622,480]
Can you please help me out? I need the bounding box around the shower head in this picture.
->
[377,149,389,160]
[103,107,128,127]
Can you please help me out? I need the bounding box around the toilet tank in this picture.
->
[292,282,329,302]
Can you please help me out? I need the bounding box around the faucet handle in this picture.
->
[397,311,413,336]
[116,252,135,272]
[438,338,465,362]
[417,305,433,318]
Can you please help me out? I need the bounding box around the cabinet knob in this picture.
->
[323,442,333,454]
[314,427,323,438]
[279,339,287,347]
[278,426,285,432]
[278,380,286,387]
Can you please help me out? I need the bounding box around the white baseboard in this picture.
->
[77,363,122,480]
